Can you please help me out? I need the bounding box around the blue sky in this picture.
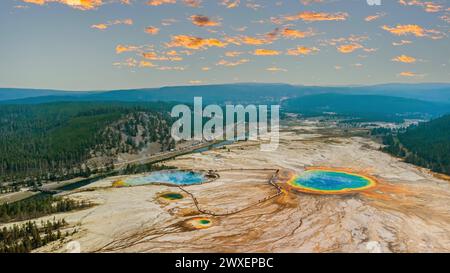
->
[0,0,449,90]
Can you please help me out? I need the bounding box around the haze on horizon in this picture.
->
[0,0,449,91]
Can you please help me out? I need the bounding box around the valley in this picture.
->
[4,118,447,253]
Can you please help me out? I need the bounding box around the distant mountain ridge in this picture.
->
[1,83,450,105]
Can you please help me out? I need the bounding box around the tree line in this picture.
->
[371,115,450,175]
[0,196,92,223]
[0,218,70,253]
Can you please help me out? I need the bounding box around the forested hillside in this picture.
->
[0,102,176,189]
[283,94,449,122]
[374,115,450,175]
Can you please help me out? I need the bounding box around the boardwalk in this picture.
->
[178,169,282,217]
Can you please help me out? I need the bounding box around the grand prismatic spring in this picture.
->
[287,169,376,194]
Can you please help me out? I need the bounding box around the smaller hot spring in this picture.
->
[123,170,206,186]
[160,192,184,200]
[288,169,376,194]
[184,217,214,229]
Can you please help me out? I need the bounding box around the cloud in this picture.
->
[142,50,183,61]
[365,12,386,22]
[91,24,108,30]
[398,71,424,77]
[246,2,262,10]
[145,26,160,35]
[287,46,319,55]
[221,0,240,8]
[300,0,325,5]
[392,54,417,63]
[399,0,443,13]
[392,40,412,46]
[381,24,443,38]
[91,19,133,30]
[225,51,243,57]
[22,0,103,10]
[284,11,348,22]
[253,49,281,56]
[240,36,266,45]
[147,0,176,6]
[266,67,287,72]
[139,60,156,68]
[157,66,186,71]
[281,28,315,39]
[113,58,138,68]
[190,15,220,27]
[337,43,363,53]
[441,14,450,24]
[382,24,425,36]
[183,0,202,7]
[216,59,249,66]
[161,18,178,26]
[167,35,227,49]
[116,44,140,54]
[228,34,278,46]
[189,80,203,84]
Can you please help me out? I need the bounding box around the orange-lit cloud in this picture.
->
[113,58,137,68]
[382,24,424,36]
[139,60,156,68]
[398,71,424,77]
[365,12,386,22]
[189,80,203,84]
[116,44,140,54]
[142,51,183,61]
[145,26,160,35]
[253,49,281,56]
[239,36,267,45]
[91,19,133,30]
[190,15,220,27]
[399,0,443,13]
[392,54,417,63]
[23,0,103,10]
[337,43,363,53]
[167,35,227,49]
[285,11,348,22]
[221,0,240,8]
[382,24,441,38]
[183,0,202,7]
[287,46,319,55]
[281,28,315,39]
[147,0,176,6]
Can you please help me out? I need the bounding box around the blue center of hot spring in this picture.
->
[291,170,372,191]
[125,171,205,186]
